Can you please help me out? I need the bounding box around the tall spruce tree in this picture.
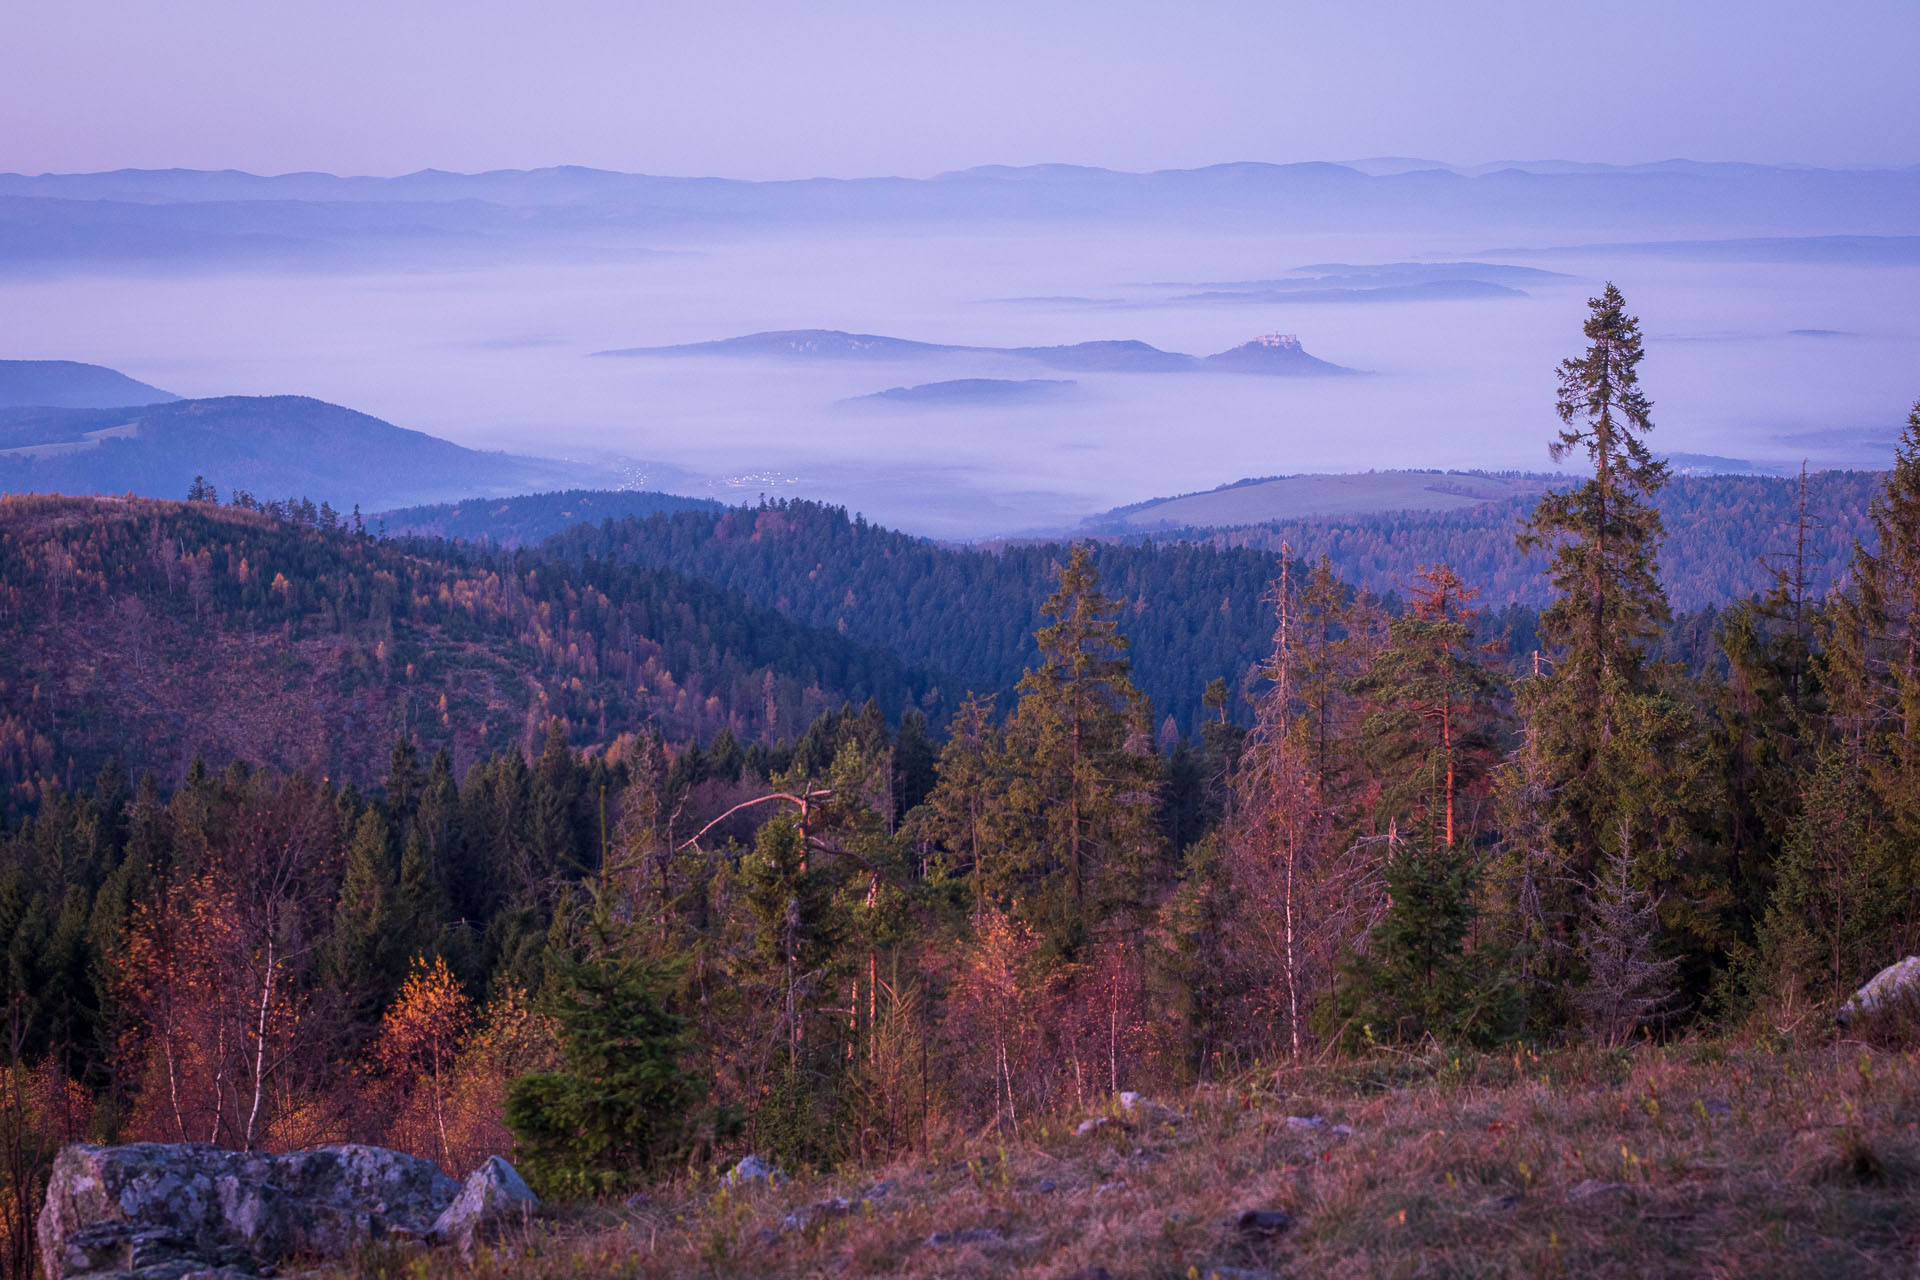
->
[1511,286,1716,1022]
[992,545,1163,951]
[1517,285,1672,864]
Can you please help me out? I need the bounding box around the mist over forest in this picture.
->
[3,160,1915,536]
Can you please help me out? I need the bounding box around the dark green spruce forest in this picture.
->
[0,287,1916,1274]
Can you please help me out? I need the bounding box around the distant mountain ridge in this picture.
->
[0,359,178,409]
[600,328,1356,375]
[4,162,1917,273]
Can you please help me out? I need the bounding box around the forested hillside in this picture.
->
[379,488,725,544]
[374,472,1874,740]
[1169,469,1880,611]
[544,503,1296,734]
[0,493,934,808]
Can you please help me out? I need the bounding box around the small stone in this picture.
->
[1095,1179,1129,1195]
[1233,1208,1294,1239]
[1074,1116,1116,1138]
[780,1197,851,1235]
[1284,1115,1326,1131]
[1033,1178,1057,1193]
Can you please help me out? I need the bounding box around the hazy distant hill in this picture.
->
[1090,470,1560,528]
[1179,279,1525,304]
[1523,235,1920,265]
[618,330,953,360]
[0,359,178,409]
[1200,334,1357,376]
[847,378,1078,407]
[602,328,1355,375]
[0,395,617,510]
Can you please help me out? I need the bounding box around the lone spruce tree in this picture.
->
[1512,286,1710,1020]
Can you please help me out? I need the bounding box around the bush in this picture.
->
[505,897,703,1197]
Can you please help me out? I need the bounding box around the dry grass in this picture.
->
[371,1039,1920,1279]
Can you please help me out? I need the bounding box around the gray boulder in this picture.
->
[1117,1091,1183,1126]
[1837,956,1920,1028]
[35,1142,535,1280]
[430,1155,539,1257]
[722,1154,788,1187]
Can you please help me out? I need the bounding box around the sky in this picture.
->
[3,0,1917,179]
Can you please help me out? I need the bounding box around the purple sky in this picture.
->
[4,0,1917,178]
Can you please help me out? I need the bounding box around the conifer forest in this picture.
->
[1,289,1918,1276]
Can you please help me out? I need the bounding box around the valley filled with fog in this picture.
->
[2,164,1915,537]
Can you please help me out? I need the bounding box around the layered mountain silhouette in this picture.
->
[0,359,179,409]
[0,392,619,510]
[600,329,1355,375]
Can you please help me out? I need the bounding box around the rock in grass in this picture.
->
[780,1197,851,1235]
[430,1155,539,1257]
[1838,956,1920,1029]
[36,1142,459,1279]
[1232,1207,1294,1239]
[722,1154,789,1187]
[1118,1091,1184,1126]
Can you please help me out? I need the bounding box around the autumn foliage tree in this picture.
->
[372,955,472,1174]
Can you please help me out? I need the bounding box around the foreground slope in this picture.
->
[406,1041,1920,1279]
